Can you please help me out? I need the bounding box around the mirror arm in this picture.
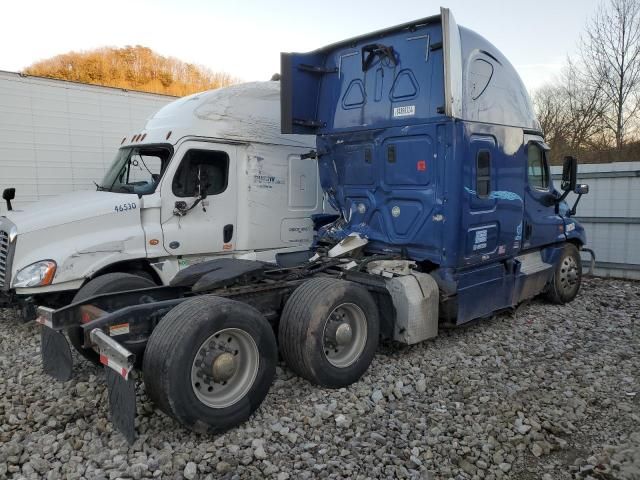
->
[557,190,570,203]
[568,193,583,217]
[553,189,570,214]
[173,195,207,217]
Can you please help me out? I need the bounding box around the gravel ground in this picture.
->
[0,277,638,480]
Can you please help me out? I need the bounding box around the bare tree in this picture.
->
[533,60,609,162]
[580,0,640,148]
[534,83,569,149]
[561,60,610,149]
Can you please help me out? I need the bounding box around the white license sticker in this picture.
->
[475,229,488,244]
[393,105,416,117]
[109,323,130,336]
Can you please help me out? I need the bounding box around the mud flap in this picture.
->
[105,368,137,444]
[40,327,73,381]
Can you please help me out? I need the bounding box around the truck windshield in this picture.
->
[99,145,172,194]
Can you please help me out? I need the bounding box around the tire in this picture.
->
[68,273,157,364]
[279,278,379,388]
[142,296,277,434]
[545,243,582,304]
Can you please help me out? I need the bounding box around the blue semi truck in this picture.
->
[36,8,592,442]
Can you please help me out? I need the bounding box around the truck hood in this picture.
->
[3,190,140,235]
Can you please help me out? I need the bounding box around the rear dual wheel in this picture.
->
[143,296,277,433]
[278,278,379,388]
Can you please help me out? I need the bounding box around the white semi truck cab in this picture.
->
[0,81,327,317]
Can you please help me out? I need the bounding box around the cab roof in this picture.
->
[123,81,314,149]
[281,8,540,134]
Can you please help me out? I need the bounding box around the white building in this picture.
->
[0,71,174,212]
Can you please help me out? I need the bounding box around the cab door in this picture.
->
[160,142,237,256]
[522,138,562,250]
[461,133,525,266]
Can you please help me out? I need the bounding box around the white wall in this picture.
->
[551,161,640,280]
[0,71,174,212]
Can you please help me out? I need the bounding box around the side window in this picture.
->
[172,149,229,197]
[528,144,549,189]
[476,150,491,198]
[128,154,162,185]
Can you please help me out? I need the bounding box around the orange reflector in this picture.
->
[149,239,159,246]
[42,264,56,286]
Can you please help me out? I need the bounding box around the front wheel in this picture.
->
[279,278,379,388]
[545,243,582,304]
[143,296,277,434]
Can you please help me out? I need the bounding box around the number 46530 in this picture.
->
[114,203,137,212]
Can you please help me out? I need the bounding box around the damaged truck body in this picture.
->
[36,8,593,443]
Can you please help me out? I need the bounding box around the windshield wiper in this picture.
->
[94,181,107,191]
[107,162,129,192]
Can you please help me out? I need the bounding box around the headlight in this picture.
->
[13,260,57,288]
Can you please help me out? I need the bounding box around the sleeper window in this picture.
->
[172,149,229,197]
[476,150,491,198]
[528,144,549,190]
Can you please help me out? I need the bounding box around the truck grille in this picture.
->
[0,230,9,288]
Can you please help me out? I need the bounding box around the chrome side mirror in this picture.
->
[574,184,589,195]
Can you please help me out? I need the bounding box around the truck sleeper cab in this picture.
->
[36,9,591,443]
[0,82,326,321]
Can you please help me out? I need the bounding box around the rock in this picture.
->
[334,414,352,428]
[254,446,267,460]
[531,443,543,457]
[0,278,637,479]
[183,462,197,480]
[514,418,531,435]
[458,459,476,476]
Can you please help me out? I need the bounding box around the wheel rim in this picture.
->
[322,303,368,368]
[559,255,579,294]
[190,328,259,408]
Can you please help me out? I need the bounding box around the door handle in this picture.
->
[223,224,234,243]
[524,223,533,240]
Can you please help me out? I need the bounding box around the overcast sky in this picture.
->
[1,0,602,93]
